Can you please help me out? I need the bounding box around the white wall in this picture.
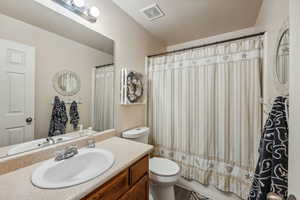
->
[86,0,165,133]
[0,13,113,139]
[255,0,289,101]
[166,0,289,199]
[167,27,258,51]
[34,0,165,134]
[289,0,300,198]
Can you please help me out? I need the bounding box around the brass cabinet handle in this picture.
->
[267,192,283,200]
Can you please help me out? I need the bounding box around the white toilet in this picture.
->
[122,127,180,200]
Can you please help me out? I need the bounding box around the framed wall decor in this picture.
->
[120,68,145,105]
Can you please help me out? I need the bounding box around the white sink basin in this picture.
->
[7,136,71,155]
[31,148,114,189]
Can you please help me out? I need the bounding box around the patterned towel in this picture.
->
[248,96,289,200]
[70,101,80,130]
[48,96,68,137]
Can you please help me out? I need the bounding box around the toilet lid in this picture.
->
[149,157,180,176]
[122,127,149,139]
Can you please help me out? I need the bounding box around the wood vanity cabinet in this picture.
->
[119,176,148,200]
[82,155,149,200]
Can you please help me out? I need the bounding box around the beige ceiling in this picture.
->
[112,0,263,45]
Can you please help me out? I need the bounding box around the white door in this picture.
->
[0,39,35,147]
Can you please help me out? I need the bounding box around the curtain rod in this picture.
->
[95,63,114,68]
[148,32,265,58]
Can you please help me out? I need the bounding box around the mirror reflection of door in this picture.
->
[0,39,35,147]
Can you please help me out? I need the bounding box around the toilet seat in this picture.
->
[150,157,180,176]
[149,157,180,185]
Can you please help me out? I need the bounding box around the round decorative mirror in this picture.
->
[53,70,81,96]
[274,20,289,95]
[276,29,289,84]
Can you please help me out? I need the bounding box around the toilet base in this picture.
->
[150,184,175,200]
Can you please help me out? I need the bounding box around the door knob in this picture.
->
[26,117,33,123]
[288,195,297,200]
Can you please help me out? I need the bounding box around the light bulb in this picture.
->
[89,6,100,18]
[63,0,72,4]
[72,0,85,8]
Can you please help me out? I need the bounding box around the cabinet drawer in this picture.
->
[130,156,149,185]
[83,170,129,200]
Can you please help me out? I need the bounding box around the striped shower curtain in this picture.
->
[147,36,264,199]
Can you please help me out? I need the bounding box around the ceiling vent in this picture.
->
[140,4,165,21]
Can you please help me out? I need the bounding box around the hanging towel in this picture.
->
[48,96,68,137]
[70,101,80,130]
[61,100,68,130]
[248,96,289,200]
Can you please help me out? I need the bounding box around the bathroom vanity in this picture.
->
[82,155,149,200]
[0,136,153,200]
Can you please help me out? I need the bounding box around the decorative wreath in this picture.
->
[126,71,144,103]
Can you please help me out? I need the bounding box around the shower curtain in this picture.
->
[94,65,114,131]
[148,36,263,199]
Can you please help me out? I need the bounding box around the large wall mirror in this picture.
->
[274,20,289,95]
[0,1,115,158]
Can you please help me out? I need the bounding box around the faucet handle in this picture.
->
[54,149,65,161]
[65,144,78,154]
[66,145,78,153]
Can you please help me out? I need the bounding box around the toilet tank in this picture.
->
[122,127,150,144]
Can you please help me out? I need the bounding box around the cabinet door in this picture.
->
[126,175,148,200]
[129,156,149,185]
[83,170,129,200]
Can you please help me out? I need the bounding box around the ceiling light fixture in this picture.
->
[89,6,100,18]
[72,0,85,8]
[52,0,99,23]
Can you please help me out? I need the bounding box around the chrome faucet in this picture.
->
[46,137,55,144]
[55,145,78,161]
[38,137,56,147]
